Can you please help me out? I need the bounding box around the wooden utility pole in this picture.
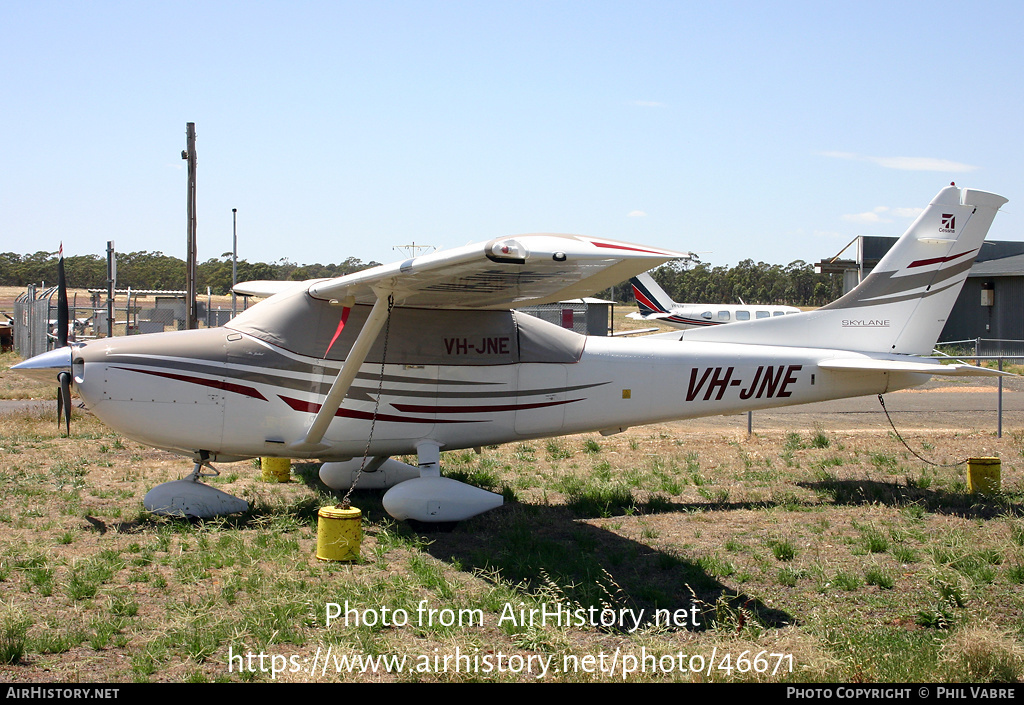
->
[183,123,198,329]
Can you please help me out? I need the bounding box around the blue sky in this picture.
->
[3,1,1022,272]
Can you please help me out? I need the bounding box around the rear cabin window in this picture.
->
[717,311,731,321]
[736,310,750,321]
[756,311,770,319]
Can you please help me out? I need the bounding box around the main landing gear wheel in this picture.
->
[319,442,503,523]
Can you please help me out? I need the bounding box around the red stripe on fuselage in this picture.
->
[392,398,583,414]
[278,395,480,424]
[114,367,268,401]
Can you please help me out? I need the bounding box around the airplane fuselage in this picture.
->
[635,303,801,329]
[68,303,925,461]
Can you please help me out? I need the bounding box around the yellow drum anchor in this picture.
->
[261,457,291,483]
[967,457,1001,495]
[316,505,362,562]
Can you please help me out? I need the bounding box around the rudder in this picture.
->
[631,272,676,316]
[678,185,1007,354]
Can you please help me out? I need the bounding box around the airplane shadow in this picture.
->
[282,462,798,631]
[415,502,794,633]
[189,461,1020,633]
[797,478,1023,519]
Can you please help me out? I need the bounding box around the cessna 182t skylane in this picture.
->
[14,184,1008,522]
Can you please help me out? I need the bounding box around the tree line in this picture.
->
[635,258,843,308]
[2,250,842,306]
[0,251,380,295]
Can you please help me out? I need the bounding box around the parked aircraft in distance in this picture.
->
[629,272,800,329]
[14,184,1008,523]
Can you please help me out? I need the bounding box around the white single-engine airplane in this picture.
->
[14,184,1008,522]
[629,271,801,329]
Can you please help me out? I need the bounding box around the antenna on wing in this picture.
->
[393,242,436,258]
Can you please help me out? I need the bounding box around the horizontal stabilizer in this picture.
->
[627,311,672,320]
[819,358,1011,376]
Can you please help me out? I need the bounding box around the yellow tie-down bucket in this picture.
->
[316,505,363,562]
[967,457,1001,495]
[261,457,291,483]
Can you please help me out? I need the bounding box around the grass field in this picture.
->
[1,302,1023,683]
[1,361,1023,683]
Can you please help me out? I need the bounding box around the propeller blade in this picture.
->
[58,371,72,436]
[57,243,69,348]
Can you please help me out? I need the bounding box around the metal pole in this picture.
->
[183,123,198,329]
[998,357,1003,439]
[106,241,115,338]
[129,289,136,334]
[231,208,238,317]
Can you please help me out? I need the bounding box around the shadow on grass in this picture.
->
[89,461,371,534]
[418,501,794,633]
[799,478,1023,519]
[111,460,794,631]
[293,460,793,631]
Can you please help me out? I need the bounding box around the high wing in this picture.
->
[237,234,687,309]
[233,233,685,453]
[233,280,314,298]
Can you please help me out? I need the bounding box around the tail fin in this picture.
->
[631,272,676,316]
[679,185,1007,354]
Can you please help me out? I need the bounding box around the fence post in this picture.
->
[998,357,1003,439]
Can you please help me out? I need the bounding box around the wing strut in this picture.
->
[290,293,393,453]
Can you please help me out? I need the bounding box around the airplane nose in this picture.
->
[11,347,74,383]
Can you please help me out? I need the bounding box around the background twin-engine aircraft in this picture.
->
[14,184,1009,522]
[628,271,801,329]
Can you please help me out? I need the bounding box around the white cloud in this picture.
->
[627,210,647,218]
[841,205,922,224]
[842,211,889,224]
[819,151,979,173]
[871,156,978,172]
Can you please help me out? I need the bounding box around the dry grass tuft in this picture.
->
[939,623,1024,682]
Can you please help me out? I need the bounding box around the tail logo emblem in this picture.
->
[940,213,956,233]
